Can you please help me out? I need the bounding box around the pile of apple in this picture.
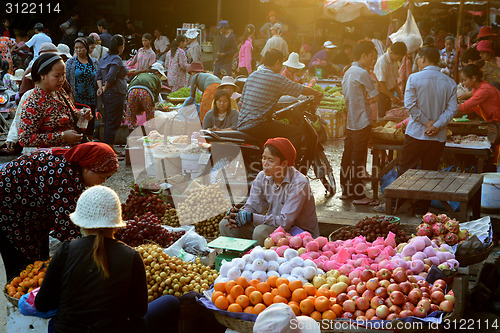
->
[417,213,469,246]
[313,268,455,320]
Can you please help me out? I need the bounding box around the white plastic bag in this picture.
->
[389,10,422,53]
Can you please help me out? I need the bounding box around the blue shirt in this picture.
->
[342,62,378,131]
[96,54,128,96]
[238,68,304,130]
[404,66,457,142]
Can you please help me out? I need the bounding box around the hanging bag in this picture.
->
[389,10,423,53]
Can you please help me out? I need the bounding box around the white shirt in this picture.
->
[26,33,52,58]
[154,36,170,54]
[260,35,289,58]
[7,89,34,143]
[374,51,399,91]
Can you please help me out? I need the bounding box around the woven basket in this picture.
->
[455,243,494,267]
[213,312,254,333]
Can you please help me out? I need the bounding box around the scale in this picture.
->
[207,236,256,271]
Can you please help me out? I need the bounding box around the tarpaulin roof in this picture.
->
[323,0,407,22]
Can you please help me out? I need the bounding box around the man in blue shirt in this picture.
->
[14,23,51,62]
[340,40,379,205]
[97,19,112,49]
[214,20,237,78]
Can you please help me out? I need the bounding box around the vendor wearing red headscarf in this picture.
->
[219,138,319,245]
[0,142,118,280]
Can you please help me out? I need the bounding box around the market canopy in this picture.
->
[323,0,407,22]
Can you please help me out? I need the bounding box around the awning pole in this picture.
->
[454,0,465,83]
[487,0,491,26]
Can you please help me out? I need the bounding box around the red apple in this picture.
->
[375,287,388,299]
[385,298,394,307]
[422,292,430,299]
[416,280,429,288]
[408,275,418,283]
[356,316,368,321]
[343,299,356,312]
[389,291,406,305]
[444,294,456,304]
[408,289,423,305]
[336,293,349,305]
[362,289,375,300]
[354,310,365,318]
[417,299,431,312]
[430,304,440,313]
[356,297,370,311]
[399,310,413,317]
[399,281,412,295]
[387,283,401,294]
[366,278,380,291]
[351,277,361,285]
[347,285,357,293]
[356,282,367,294]
[376,305,390,319]
[379,279,390,289]
[376,268,392,281]
[342,312,354,319]
[406,269,413,276]
[430,286,444,295]
[413,306,427,318]
[370,296,384,309]
[433,279,447,291]
[402,302,415,311]
[431,291,445,304]
[365,308,376,319]
[348,290,359,299]
[370,316,380,320]
[360,269,375,282]
[387,313,399,320]
[389,305,402,314]
[393,270,408,283]
[420,286,430,294]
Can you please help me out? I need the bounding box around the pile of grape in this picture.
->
[162,205,180,227]
[115,212,185,248]
[194,213,224,238]
[121,185,167,220]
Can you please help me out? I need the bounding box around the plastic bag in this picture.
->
[164,228,211,262]
[19,289,58,319]
[389,10,422,53]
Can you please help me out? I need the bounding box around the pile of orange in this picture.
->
[211,276,339,320]
[4,260,50,299]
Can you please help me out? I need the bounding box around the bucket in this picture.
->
[180,153,202,174]
[481,173,500,209]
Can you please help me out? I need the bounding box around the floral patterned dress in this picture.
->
[0,150,83,261]
[19,86,79,148]
[165,48,188,92]
[0,36,15,74]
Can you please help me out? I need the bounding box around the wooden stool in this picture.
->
[384,169,483,222]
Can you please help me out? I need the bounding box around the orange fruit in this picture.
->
[248,279,261,287]
[212,291,225,303]
[236,277,249,289]
[273,295,288,303]
[236,295,250,309]
[291,288,308,303]
[249,290,263,305]
[226,294,236,304]
[289,280,303,292]
[275,277,289,287]
[300,298,314,315]
[245,286,257,297]
[244,306,254,313]
[257,282,271,294]
[314,296,330,312]
[228,303,243,313]
[288,300,300,307]
[267,275,278,288]
[329,297,336,307]
[322,310,336,320]
[214,295,229,310]
[304,285,316,296]
[270,288,279,297]
[230,285,244,299]
[329,290,336,298]
[310,311,322,320]
[214,282,226,293]
[263,292,274,306]
[288,302,301,316]
[331,304,343,317]
[278,283,291,299]
[316,287,330,298]
[253,303,266,315]
[225,280,237,294]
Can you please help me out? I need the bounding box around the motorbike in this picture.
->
[199,97,336,198]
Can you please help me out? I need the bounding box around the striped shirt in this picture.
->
[238,68,304,130]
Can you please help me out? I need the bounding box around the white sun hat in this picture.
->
[57,43,72,58]
[185,29,199,39]
[253,303,321,333]
[323,41,337,49]
[70,186,126,229]
[151,62,167,80]
[218,76,239,91]
[283,52,305,70]
[12,69,25,81]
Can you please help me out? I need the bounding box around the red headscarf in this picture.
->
[265,138,296,166]
[52,142,119,173]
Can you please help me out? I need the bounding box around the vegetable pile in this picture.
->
[169,87,202,103]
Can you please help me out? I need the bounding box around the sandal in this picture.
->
[373,203,386,213]
[353,197,380,206]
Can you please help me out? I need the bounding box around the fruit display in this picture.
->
[121,185,167,220]
[216,246,322,285]
[331,216,409,243]
[194,213,223,238]
[5,260,50,299]
[176,184,231,227]
[417,213,468,246]
[162,205,180,227]
[137,243,218,301]
[115,212,186,248]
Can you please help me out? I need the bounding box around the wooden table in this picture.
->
[384,169,483,222]
[370,143,490,200]
[448,119,489,136]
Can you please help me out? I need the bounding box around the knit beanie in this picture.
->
[70,186,126,229]
[264,137,296,166]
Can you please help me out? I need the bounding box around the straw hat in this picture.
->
[283,52,305,70]
[57,44,72,59]
[218,76,238,91]
[39,42,58,54]
[12,69,25,81]
[323,41,337,49]
[185,29,199,39]
[70,186,126,229]
[151,62,167,80]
